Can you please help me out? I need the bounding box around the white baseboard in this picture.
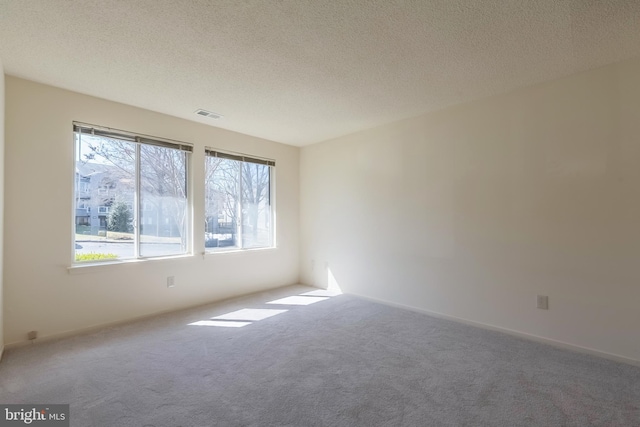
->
[348,291,640,367]
[3,310,182,351]
[4,283,312,351]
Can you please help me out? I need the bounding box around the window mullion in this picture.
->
[269,166,274,247]
[237,161,243,249]
[134,143,141,258]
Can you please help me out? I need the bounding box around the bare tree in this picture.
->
[205,158,270,245]
[241,162,270,241]
[85,138,187,246]
[206,158,239,237]
[140,145,187,241]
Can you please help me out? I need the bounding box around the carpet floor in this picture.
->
[1,285,638,427]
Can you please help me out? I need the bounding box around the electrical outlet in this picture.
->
[167,276,175,288]
[310,259,315,272]
[27,331,38,340]
[537,295,549,310]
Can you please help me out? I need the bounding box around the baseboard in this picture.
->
[4,283,312,351]
[348,291,640,367]
[3,307,188,351]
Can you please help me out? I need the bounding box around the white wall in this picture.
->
[0,59,5,356]
[300,56,640,363]
[4,76,299,345]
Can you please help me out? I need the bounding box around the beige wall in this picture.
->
[5,57,640,363]
[4,76,299,345]
[0,59,5,356]
[300,57,640,363]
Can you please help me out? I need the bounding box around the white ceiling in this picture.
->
[1,1,640,146]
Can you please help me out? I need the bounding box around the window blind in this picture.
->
[73,122,193,152]
[205,148,275,167]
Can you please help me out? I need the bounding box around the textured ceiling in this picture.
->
[1,1,640,146]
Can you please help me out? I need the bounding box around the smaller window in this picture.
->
[204,149,275,251]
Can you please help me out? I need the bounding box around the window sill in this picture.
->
[68,254,194,275]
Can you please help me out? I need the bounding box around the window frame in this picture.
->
[72,122,193,265]
[204,147,276,253]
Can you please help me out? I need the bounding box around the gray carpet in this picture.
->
[1,285,639,427]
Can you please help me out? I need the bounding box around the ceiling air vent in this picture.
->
[195,109,223,120]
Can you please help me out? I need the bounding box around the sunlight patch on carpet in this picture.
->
[267,296,329,306]
[188,289,340,328]
[301,289,342,297]
[214,308,288,321]
[188,320,251,328]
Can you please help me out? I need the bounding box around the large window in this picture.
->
[205,149,274,251]
[74,123,192,263]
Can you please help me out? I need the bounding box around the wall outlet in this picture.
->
[167,276,175,288]
[27,330,37,340]
[537,295,549,310]
[310,259,315,272]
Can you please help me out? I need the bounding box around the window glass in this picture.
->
[74,134,136,261]
[74,126,190,263]
[241,162,272,248]
[205,157,240,249]
[140,144,188,257]
[205,153,273,251]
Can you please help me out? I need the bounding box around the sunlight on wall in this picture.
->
[327,268,343,294]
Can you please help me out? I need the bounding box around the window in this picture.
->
[74,123,192,263]
[79,180,90,193]
[76,217,90,226]
[205,149,274,251]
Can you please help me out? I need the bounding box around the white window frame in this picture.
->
[204,148,276,253]
[72,122,193,264]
